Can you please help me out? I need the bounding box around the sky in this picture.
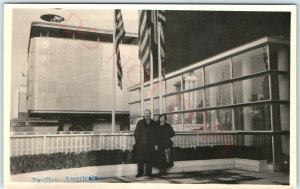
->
[11,8,138,93]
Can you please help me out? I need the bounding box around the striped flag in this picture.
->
[157,10,166,79]
[139,10,167,78]
[138,10,151,75]
[115,9,126,89]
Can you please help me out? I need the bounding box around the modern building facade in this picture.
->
[129,37,290,164]
[12,21,139,132]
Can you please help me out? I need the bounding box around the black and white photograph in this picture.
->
[3,4,297,188]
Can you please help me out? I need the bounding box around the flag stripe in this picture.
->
[158,10,166,79]
[139,10,151,75]
[115,9,125,89]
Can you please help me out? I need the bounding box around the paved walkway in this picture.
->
[96,169,289,185]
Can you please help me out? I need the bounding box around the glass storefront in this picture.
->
[129,39,289,136]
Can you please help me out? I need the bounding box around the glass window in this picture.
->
[269,44,290,71]
[233,46,268,78]
[183,90,203,110]
[205,109,232,131]
[272,104,290,131]
[130,103,140,117]
[130,89,140,102]
[166,94,182,112]
[234,104,271,130]
[143,82,161,99]
[153,98,160,115]
[130,116,140,125]
[183,111,205,130]
[205,59,230,84]
[144,85,151,99]
[143,100,151,112]
[166,76,182,94]
[233,75,270,104]
[183,69,203,90]
[205,84,232,107]
[271,74,289,100]
[167,113,182,126]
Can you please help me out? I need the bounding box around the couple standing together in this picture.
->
[134,109,175,177]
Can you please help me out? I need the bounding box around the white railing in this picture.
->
[10,132,272,157]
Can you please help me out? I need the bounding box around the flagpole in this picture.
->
[149,12,154,119]
[112,11,116,133]
[150,43,154,119]
[139,10,144,119]
[158,15,163,115]
[140,63,144,118]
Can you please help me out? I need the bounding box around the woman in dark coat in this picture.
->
[154,114,175,175]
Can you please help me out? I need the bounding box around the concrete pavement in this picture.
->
[96,169,289,185]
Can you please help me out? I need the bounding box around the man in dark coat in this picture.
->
[134,109,157,177]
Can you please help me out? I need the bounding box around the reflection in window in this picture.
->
[130,116,140,125]
[269,44,290,71]
[183,90,203,110]
[234,104,271,130]
[233,75,269,104]
[167,113,182,126]
[143,82,163,99]
[166,76,182,94]
[272,104,289,131]
[271,74,289,100]
[233,46,268,78]
[183,69,203,90]
[205,84,231,107]
[143,100,150,113]
[166,94,182,112]
[184,111,204,130]
[205,59,230,84]
[130,89,140,102]
[130,103,140,117]
[144,86,151,99]
[206,109,232,131]
[153,98,160,115]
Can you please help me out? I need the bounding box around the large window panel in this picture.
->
[183,90,204,110]
[166,94,182,112]
[166,76,182,94]
[234,104,271,131]
[183,111,205,129]
[233,75,270,104]
[130,103,140,117]
[167,113,182,126]
[205,84,232,107]
[153,98,160,115]
[205,109,232,131]
[272,104,290,131]
[271,74,289,100]
[130,116,140,125]
[183,68,204,90]
[130,89,140,102]
[269,44,290,71]
[233,46,268,78]
[205,59,230,85]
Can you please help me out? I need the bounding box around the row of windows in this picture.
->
[130,44,289,102]
[130,74,289,114]
[130,104,289,131]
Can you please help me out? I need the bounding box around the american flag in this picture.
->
[115,9,126,89]
[157,10,166,79]
[138,10,151,75]
[139,10,166,78]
